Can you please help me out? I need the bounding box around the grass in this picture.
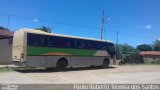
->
[0,66,45,72]
[120,60,160,65]
[0,66,14,72]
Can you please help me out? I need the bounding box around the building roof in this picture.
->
[139,51,160,56]
[0,29,14,39]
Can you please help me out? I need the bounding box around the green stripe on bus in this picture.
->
[27,46,97,56]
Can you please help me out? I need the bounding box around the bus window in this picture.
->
[96,42,102,50]
[73,38,78,48]
[27,33,40,46]
[78,40,85,49]
[47,36,56,47]
[39,35,46,46]
[55,37,63,48]
[85,40,92,50]
[87,41,92,49]
[102,42,107,50]
[63,38,71,48]
[91,41,97,50]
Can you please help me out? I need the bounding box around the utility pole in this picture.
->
[100,10,104,40]
[116,31,119,45]
[116,31,119,59]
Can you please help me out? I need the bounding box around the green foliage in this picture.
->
[118,44,138,54]
[0,67,13,72]
[0,67,45,72]
[117,44,142,64]
[136,44,153,51]
[35,26,52,33]
[0,26,9,30]
[118,40,160,64]
[144,60,160,64]
[153,40,160,51]
[119,54,144,64]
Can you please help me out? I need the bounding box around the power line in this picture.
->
[0,12,99,30]
[0,12,158,40]
[118,31,156,39]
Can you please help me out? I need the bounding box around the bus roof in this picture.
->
[17,28,113,43]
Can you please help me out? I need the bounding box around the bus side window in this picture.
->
[68,38,74,48]
[47,36,56,47]
[56,36,63,48]
[91,41,96,50]
[84,40,87,49]
[63,38,70,48]
[102,42,107,50]
[80,40,85,49]
[90,41,97,50]
[67,38,73,48]
[73,38,78,48]
[85,40,89,49]
[28,34,40,46]
[96,42,102,50]
[85,40,92,50]
[39,35,46,46]
[87,41,91,49]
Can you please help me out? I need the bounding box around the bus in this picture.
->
[12,28,116,70]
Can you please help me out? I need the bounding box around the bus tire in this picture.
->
[56,58,68,71]
[102,58,110,68]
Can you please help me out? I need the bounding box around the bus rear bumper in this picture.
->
[12,60,27,67]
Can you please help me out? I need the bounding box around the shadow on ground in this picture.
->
[13,66,116,73]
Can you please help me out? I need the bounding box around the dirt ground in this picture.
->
[0,65,160,84]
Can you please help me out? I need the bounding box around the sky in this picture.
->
[0,0,160,46]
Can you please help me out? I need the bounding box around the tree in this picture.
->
[118,44,138,54]
[153,40,160,51]
[35,26,52,33]
[117,44,143,64]
[117,44,138,60]
[136,44,152,51]
[0,26,9,30]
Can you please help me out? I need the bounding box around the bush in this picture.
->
[144,60,160,64]
[119,54,144,64]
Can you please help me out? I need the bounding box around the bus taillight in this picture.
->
[21,53,24,59]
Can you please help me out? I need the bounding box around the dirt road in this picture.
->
[0,65,160,84]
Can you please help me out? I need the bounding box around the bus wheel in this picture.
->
[56,58,68,71]
[103,58,110,68]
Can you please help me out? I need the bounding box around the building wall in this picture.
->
[0,38,12,64]
[143,55,160,60]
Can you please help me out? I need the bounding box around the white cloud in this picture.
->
[107,17,111,21]
[145,25,152,29]
[137,43,141,45]
[32,19,39,22]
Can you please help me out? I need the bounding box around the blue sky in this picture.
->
[0,0,160,46]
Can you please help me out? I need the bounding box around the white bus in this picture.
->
[12,28,116,70]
